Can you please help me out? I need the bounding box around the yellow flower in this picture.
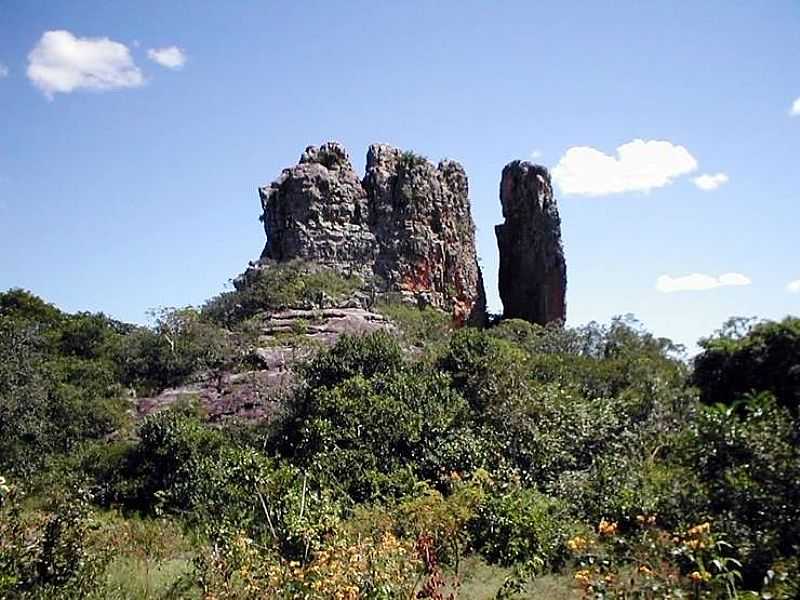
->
[687,522,711,536]
[598,518,618,536]
[566,535,588,552]
[574,569,591,585]
[688,570,710,583]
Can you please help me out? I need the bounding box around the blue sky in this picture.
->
[1,1,798,351]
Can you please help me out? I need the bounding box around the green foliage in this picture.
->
[679,394,800,584]
[117,307,235,393]
[375,296,453,355]
[0,301,129,476]
[0,481,110,599]
[471,487,572,567]
[438,328,530,414]
[398,149,429,171]
[202,261,362,326]
[693,316,800,413]
[281,367,476,502]
[299,330,405,390]
[2,287,799,597]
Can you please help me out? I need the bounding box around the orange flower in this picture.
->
[598,518,618,536]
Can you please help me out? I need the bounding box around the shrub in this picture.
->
[471,487,572,567]
[0,480,110,598]
[276,334,478,501]
[678,394,800,585]
[299,330,405,391]
[375,296,453,355]
[693,316,800,413]
[203,261,362,326]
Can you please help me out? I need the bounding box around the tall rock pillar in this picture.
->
[495,161,566,325]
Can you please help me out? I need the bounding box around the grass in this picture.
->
[375,295,454,357]
[92,511,200,599]
[444,555,582,599]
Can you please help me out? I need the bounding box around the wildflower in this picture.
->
[638,565,655,576]
[687,522,711,536]
[574,569,591,586]
[598,518,618,536]
[689,570,710,583]
[566,535,588,552]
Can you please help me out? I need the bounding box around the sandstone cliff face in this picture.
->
[259,143,376,277]
[495,161,566,325]
[258,142,487,324]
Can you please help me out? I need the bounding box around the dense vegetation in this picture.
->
[1,278,798,599]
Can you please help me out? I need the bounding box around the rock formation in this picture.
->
[495,161,566,325]
[257,142,487,324]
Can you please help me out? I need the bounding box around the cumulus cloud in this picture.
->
[147,46,186,69]
[656,272,751,293]
[787,280,800,293]
[27,30,144,98]
[693,172,729,191]
[791,97,800,117]
[551,139,698,196]
[0,63,8,78]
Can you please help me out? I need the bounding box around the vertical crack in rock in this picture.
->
[256,142,487,324]
[495,161,567,325]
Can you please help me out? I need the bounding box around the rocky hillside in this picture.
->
[139,142,568,420]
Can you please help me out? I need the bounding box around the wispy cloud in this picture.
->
[787,279,800,293]
[656,272,751,293]
[27,30,144,98]
[147,46,186,70]
[692,172,729,191]
[790,97,800,117]
[530,149,543,160]
[0,63,8,78]
[552,139,698,196]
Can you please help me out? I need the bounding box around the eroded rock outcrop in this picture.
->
[257,142,487,324]
[495,161,566,325]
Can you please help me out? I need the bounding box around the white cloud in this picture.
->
[692,172,729,191]
[27,30,143,98]
[656,272,751,293]
[530,149,543,160]
[551,139,698,196]
[147,46,186,69]
[787,280,800,293]
[0,63,8,78]
[791,97,800,117]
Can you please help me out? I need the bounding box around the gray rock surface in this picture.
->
[137,306,396,422]
[257,142,487,324]
[495,161,567,325]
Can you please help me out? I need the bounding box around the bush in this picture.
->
[203,261,362,326]
[693,316,800,413]
[116,307,235,393]
[299,330,405,391]
[0,480,110,598]
[471,487,572,567]
[678,394,800,584]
